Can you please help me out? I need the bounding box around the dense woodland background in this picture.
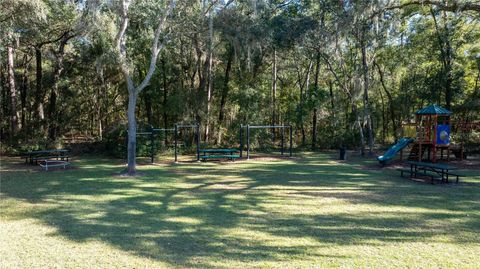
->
[1,0,479,156]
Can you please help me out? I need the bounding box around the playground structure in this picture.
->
[378,104,480,164]
[239,125,293,159]
[408,105,453,163]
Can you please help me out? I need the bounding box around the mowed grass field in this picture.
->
[1,153,480,268]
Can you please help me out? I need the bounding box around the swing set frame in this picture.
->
[239,124,293,159]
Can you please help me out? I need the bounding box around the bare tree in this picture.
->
[115,0,175,175]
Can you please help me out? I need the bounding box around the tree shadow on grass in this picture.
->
[1,155,480,267]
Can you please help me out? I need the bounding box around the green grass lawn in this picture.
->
[1,153,480,268]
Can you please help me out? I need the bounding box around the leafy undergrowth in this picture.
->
[1,153,479,268]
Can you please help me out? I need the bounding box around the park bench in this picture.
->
[38,160,71,171]
[199,148,240,162]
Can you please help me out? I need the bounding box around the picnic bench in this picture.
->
[22,149,69,165]
[398,161,462,184]
[199,148,240,161]
[39,160,71,171]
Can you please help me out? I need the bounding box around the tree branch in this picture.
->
[385,0,480,13]
[136,0,175,93]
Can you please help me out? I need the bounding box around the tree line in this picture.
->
[1,0,479,172]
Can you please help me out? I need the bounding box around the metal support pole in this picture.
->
[246,124,250,160]
[281,126,285,155]
[289,126,293,157]
[150,131,154,164]
[174,124,178,162]
[196,123,200,161]
[239,125,243,158]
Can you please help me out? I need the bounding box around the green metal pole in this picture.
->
[150,131,154,163]
[239,125,243,158]
[196,123,200,161]
[289,126,293,157]
[174,124,178,162]
[247,124,250,160]
[281,126,285,155]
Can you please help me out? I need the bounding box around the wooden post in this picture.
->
[174,124,178,163]
[246,124,251,159]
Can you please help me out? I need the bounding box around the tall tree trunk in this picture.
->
[7,43,19,134]
[379,86,386,144]
[47,33,71,140]
[431,8,453,110]
[34,47,45,122]
[20,55,29,136]
[442,11,453,110]
[205,11,214,143]
[115,0,173,174]
[328,80,335,139]
[127,90,137,174]
[312,52,321,150]
[374,61,398,141]
[352,102,365,156]
[144,89,153,125]
[162,58,168,145]
[299,59,313,146]
[217,43,234,145]
[0,63,6,138]
[271,48,277,138]
[361,41,374,156]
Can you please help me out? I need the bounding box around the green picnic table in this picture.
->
[199,148,240,161]
[22,149,69,165]
[399,161,461,184]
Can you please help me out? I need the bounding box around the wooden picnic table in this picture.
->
[22,149,69,165]
[404,161,459,184]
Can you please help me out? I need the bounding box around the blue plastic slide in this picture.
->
[377,138,414,164]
